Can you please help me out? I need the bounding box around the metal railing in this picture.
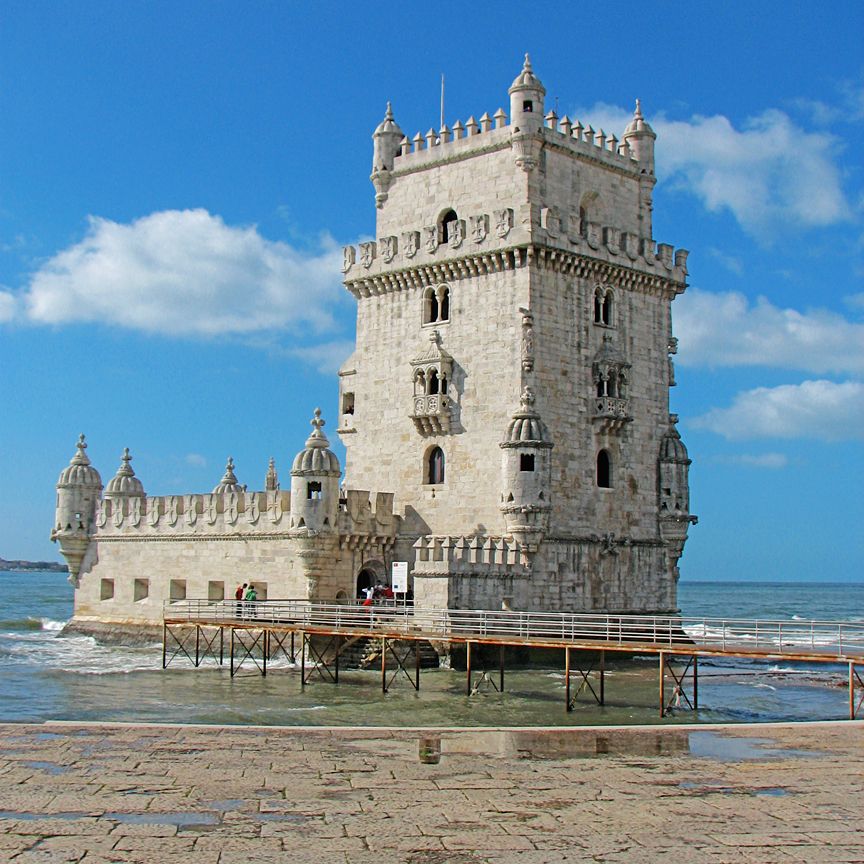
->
[163,599,864,660]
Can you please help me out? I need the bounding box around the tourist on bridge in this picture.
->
[244,584,258,617]
[234,583,247,617]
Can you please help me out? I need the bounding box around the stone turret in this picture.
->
[658,414,697,582]
[52,434,103,587]
[509,54,545,172]
[371,102,404,208]
[622,100,657,238]
[103,448,145,501]
[290,408,340,533]
[499,387,554,552]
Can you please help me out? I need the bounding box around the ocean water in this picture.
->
[0,571,860,727]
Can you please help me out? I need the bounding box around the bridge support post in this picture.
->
[219,628,224,666]
[466,641,472,696]
[300,632,306,688]
[162,623,167,669]
[851,662,864,720]
[230,627,235,677]
[599,650,605,706]
[381,637,387,693]
[500,645,505,693]
[565,646,571,712]
[195,626,201,667]
[659,651,666,718]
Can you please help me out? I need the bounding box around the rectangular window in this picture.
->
[520,454,535,472]
[208,581,225,602]
[100,579,114,601]
[341,392,355,415]
[169,579,187,602]
[133,578,149,602]
[307,481,322,500]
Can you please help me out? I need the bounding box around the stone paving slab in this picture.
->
[0,721,861,863]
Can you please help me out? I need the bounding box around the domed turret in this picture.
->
[104,448,145,500]
[499,387,554,552]
[290,408,341,532]
[508,54,546,171]
[622,100,657,238]
[371,101,404,208]
[213,457,240,494]
[52,434,103,586]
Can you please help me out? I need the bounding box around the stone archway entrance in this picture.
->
[356,568,377,598]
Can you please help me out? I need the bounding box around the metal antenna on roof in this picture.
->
[440,74,445,130]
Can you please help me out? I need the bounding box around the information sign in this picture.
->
[391,561,409,594]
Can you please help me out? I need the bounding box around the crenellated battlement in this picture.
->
[412,534,532,574]
[391,107,640,175]
[341,206,688,290]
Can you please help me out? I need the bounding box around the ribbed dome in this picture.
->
[660,415,690,463]
[624,99,655,137]
[594,333,628,366]
[57,434,103,489]
[104,448,145,499]
[213,457,240,494]
[374,101,403,137]
[501,388,552,447]
[291,408,341,476]
[509,54,545,95]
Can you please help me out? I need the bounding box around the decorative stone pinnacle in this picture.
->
[634,98,643,119]
[305,408,331,449]
[311,408,325,434]
[222,457,237,483]
[265,456,279,491]
[523,53,532,71]
[385,101,393,120]
[117,448,134,476]
[71,434,91,466]
[520,386,535,409]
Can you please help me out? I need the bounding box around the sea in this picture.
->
[0,571,861,727]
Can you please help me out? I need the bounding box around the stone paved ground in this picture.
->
[0,721,861,864]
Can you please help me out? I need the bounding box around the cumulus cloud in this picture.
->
[22,209,345,337]
[575,102,851,239]
[691,380,864,442]
[0,290,17,323]
[674,289,864,375]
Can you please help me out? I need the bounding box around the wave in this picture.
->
[0,617,67,632]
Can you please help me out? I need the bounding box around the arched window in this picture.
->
[428,369,440,395]
[602,290,613,326]
[414,369,426,396]
[440,210,458,244]
[597,450,612,488]
[580,206,588,238]
[427,446,445,484]
[438,286,450,321]
[307,481,322,500]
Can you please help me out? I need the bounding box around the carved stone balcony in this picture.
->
[592,396,632,434]
[411,394,451,435]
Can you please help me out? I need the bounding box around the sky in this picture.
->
[1,1,862,582]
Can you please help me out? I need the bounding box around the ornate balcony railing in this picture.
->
[411,394,451,435]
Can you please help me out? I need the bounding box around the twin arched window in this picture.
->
[423,285,450,325]
[427,446,445,484]
[414,367,448,396]
[594,287,614,326]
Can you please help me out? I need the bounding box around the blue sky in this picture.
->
[1,1,862,581]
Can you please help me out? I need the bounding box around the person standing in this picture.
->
[234,583,247,617]
[245,583,258,617]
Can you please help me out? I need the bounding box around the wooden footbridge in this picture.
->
[162,600,864,719]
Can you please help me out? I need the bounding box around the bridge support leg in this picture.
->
[162,623,167,669]
[850,662,864,720]
[194,626,201,667]
[300,633,306,688]
[416,641,421,691]
[466,641,472,696]
[659,652,666,718]
[263,630,268,677]
[500,645,505,694]
[230,628,235,678]
[693,655,698,710]
[565,649,604,711]
[381,637,387,693]
[565,647,571,713]
[219,628,224,666]
[600,650,605,706]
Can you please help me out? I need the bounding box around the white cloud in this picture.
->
[286,339,355,376]
[22,209,345,337]
[674,289,864,375]
[0,290,17,323]
[575,102,851,239]
[185,453,207,468]
[706,248,743,276]
[692,380,864,442]
[713,453,789,469]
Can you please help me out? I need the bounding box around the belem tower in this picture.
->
[52,57,696,639]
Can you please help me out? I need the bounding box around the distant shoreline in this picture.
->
[0,559,67,573]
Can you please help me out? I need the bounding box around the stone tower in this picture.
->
[339,56,696,613]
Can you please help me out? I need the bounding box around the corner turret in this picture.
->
[371,102,404,208]
[622,100,657,238]
[499,387,554,552]
[213,457,240,494]
[51,434,103,587]
[290,408,341,533]
[509,54,546,172]
[658,414,697,582]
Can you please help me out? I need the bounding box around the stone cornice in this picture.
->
[345,245,686,301]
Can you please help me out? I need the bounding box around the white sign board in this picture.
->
[391,561,409,594]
